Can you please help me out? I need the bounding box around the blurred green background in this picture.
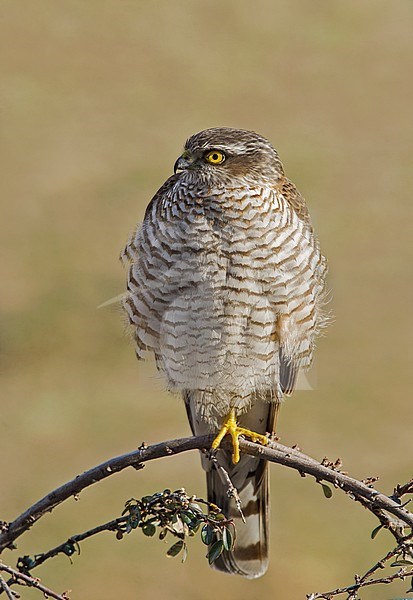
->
[1,1,412,598]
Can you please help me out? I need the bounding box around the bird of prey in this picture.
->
[121,128,328,578]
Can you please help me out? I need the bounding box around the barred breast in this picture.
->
[122,175,327,427]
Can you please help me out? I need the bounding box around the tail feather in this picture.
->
[184,391,278,578]
[207,455,269,578]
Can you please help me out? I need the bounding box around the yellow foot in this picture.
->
[211,409,268,464]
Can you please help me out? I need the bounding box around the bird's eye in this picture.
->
[204,150,226,165]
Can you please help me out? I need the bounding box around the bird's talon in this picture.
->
[212,409,268,464]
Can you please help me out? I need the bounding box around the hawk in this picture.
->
[121,128,328,578]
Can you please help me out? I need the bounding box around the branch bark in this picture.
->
[0,435,411,555]
[0,564,68,600]
[0,574,14,600]
[308,568,413,599]
[0,435,213,553]
[21,516,128,571]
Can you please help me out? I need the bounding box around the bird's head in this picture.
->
[173,127,284,185]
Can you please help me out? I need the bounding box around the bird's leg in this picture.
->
[211,408,269,464]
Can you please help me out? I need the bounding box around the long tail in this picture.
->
[184,392,278,579]
[207,451,270,578]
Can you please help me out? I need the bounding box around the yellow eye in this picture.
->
[204,150,226,165]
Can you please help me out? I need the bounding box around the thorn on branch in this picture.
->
[361,476,379,487]
[393,479,413,500]
[131,463,145,471]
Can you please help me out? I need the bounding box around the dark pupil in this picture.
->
[212,153,219,160]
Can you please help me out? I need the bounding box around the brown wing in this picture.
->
[279,350,299,396]
[278,176,313,228]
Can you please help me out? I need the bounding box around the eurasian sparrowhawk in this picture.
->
[121,128,328,578]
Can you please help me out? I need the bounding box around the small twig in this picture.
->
[393,479,413,502]
[308,539,413,599]
[307,567,413,599]
[353,494,406,542]
[19,516,128,571]
[358,546,401,583]
[0,435,214,553]
[208,452,245,523]
[0,563,68,600]
[0,575,14,600]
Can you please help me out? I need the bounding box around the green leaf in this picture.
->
[191,522,200,534]
[122,499,139,514]
[371,525,383,539]
[222,527,233,551]
[166,540,184,557]
[391,559,413,567]
[181,544,188,563]
[201,524,215,545]
[189,502,203,515]
[180,510,199,530]
[128,509,141,529]
[142,523,156,537]
[213,513,226,521]
[321,483,333,498]
[124,498,137,508]
[123,504,141,520]
[208,540,224,564]
[17,555,36,570]
[63,543,76,557]
[131,506,141,519]
[180,511,194,525]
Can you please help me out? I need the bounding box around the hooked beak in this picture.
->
[174,154,193,174]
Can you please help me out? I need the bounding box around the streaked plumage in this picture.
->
[121,128,328,578]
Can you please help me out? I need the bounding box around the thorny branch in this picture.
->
[0,574,14,600]
[308,540,413,598]
[0,563,69,600]
[1,435,412,553]
[308,569,413,600]
[18,516,129,572]
[0,435,411,599]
